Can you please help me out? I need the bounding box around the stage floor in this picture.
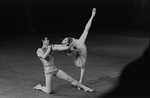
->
[0,31,149,98]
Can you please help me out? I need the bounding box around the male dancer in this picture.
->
[33,37,94,93]
[61,8,96,87]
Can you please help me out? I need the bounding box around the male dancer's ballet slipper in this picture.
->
[33,84,41,90]
[33,84,42,90]
[78,86,95,92]
[84,87,95,92]
[33,84,52,94]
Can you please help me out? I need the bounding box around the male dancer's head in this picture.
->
[41,37,50,52]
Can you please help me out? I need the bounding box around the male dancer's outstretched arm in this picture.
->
[78,8,96,44]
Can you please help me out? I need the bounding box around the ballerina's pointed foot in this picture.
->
[93,8,96,12]
[78,87,81,90]
[78,81,82,90]
[92,8,96,16]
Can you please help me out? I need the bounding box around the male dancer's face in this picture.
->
[42,37,49,49]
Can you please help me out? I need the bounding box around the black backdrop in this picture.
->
[0,0,149,38]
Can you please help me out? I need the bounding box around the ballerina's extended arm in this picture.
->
[52,44,69,51]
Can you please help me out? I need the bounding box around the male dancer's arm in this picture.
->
[78,8,96,44]
[36,46,51,59]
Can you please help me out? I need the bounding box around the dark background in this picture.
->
[0,0,149,39]
[0,0,149,98]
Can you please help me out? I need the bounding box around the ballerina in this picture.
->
[61,8,96,89]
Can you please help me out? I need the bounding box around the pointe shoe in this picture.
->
[78,81,82,90]
[78,87,81,90]
[92,8,96,17]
